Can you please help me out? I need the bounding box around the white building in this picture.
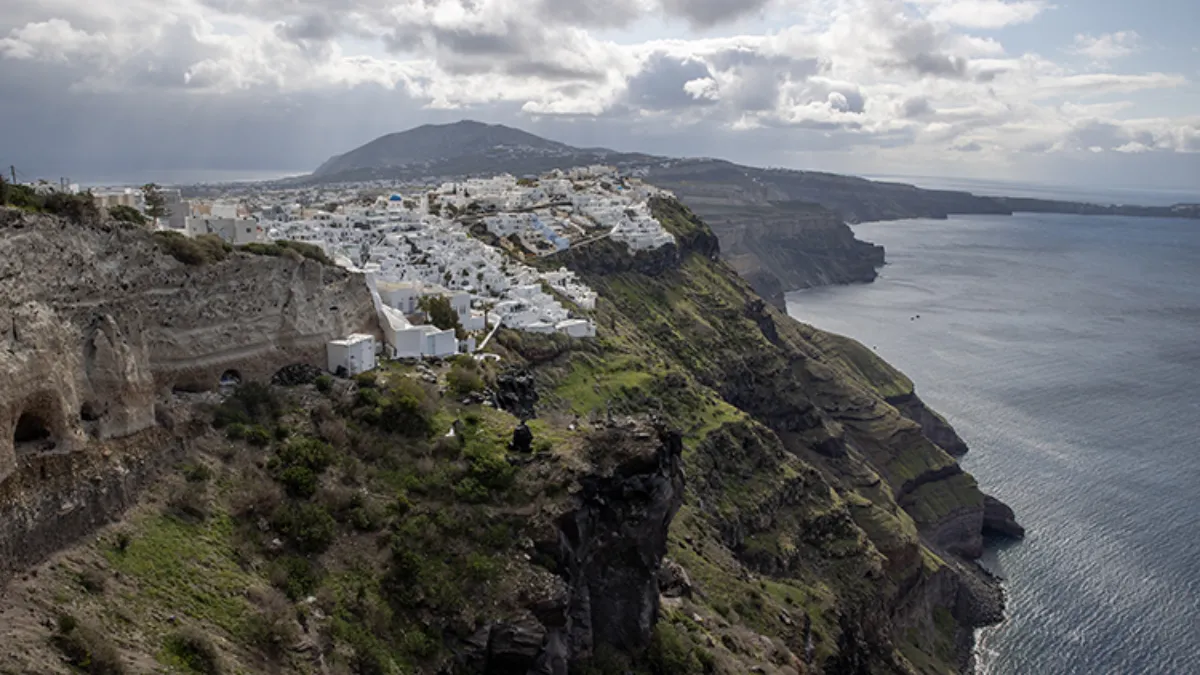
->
[327,334,377,376]
[185,216,266,244]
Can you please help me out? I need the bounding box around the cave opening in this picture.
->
[14,411,55,451]
[220,370,243,388]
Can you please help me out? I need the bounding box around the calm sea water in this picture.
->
[786,213,1200,674]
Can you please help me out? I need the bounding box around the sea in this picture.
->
[786,207,1200,674]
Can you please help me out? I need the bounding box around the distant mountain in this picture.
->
[306,121,1199,304]
[313,120,589,178]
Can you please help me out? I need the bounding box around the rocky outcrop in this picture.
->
[983,495,1026,539]
[459,422,685,674]
[0,207,377,570]
[888,392,969,457]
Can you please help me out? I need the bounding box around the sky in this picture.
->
[1,0,1198,190]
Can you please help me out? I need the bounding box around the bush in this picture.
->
[225,423,248,440]
[447,362,485,397]
[354,372,378,389]
[43,191,101,224]
[268,555,321,600]
[154,231,231,266]
[107,205,147,226]
[375,379,435,438]
[52,614,125,675]
[271,502,336,554]
[212,382,281,428]
[182,463,214,483]
[77,567,107,594]
[164,626,224,675]
[278,465,319,498]
[275,437,334,473]
[314,375,333,393]
[245,425,273,448]
[239,240,333,265]
[242,588,297,658]
[169,482,211,521]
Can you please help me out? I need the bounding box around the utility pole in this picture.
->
[9,166,15,185]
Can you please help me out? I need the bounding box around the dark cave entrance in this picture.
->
[219,369,243,393]
[14,411,55,452]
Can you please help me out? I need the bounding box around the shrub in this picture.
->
[77,567,107,594]
[112,530,132,553]
[356,387,382,408]
[240,240,333,265]
[212,382,280,428]
[43,191,101,224]
[314,375,333,393]
[375,379,435,438]
[164,626,224,675]
[278,465,319,499]
[225,423,248,440]
[242,588,297,658]
[154,231,231,266]
[271,502,336,554]
[182,463,214,483]
[354,372,378,389]
[231,476,283,520]
[276,437,334,473]
[268,555,321,600]
[52,615,125,675]
[245,425,272,448]
[169,482,211,521]
[107,204,148,226]
[447,362,485,397]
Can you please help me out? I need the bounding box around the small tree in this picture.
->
[417,295,463,336]
[142,183,169,222]
[0,175,8,206]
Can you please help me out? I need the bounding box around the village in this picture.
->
[83,166,677,375]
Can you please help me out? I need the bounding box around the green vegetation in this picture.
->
[418,294,464,337]
[141,183,169,221]
[240,239,334,265]
[107,205,148,226]
[153,231,231,266]
[52,614,125,675]
[162,627,224,675]
[0,181,103,223]
[446,356,486,397]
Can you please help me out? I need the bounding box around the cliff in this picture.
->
[0,203,1018,674]
[0,207,377,571]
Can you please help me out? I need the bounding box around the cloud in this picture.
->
[0,0,1195,188]
[918,0,1047,29]
[1068,31,1141,64]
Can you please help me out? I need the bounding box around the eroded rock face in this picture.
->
[461,423,685,674]
[0,208,377,491]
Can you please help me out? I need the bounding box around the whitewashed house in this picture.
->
[327,334,377,376]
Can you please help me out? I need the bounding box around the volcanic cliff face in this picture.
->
[0,208,377,571]
[509,197,1020,672]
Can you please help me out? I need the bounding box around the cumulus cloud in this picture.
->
[918,0,1047,29]
[0,0,1195,185]
[1068,31,1141,64]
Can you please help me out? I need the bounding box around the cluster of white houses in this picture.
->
[100,166,676,372]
